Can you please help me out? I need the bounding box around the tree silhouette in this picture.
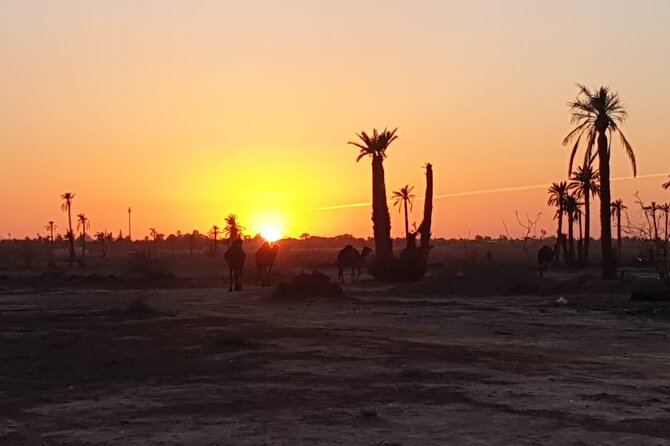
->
[392,185,415,243]
[563,84,636,278]
[643,202,661,241]
[564,194,581,264]
[547,181,569,259]
[663,176,670,190]
[209,225,221,254]
[149,228,163,255]
[44,221,56,260]
[348,127,398,271]
[568,165,600,265]
[95,231,108,258]
[224,214,245,242]
[76,213,90,266]
[660,203,670,243]
[610,199,627,258]
[60,192,76,266]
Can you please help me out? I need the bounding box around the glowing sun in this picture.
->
[259,224,283,242]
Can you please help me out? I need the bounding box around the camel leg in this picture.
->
[338,267,344,284]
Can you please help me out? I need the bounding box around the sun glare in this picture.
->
[259,224,283,242]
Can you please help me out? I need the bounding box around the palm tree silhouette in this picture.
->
[95,231,108,258]
[568,165,600,265]
[60,193,76,266]
[224,214,245,242]
[663,176,670,190]
[209,225,221,254]
[547,181,568,258]
[392,185,415,241]
[76,213,90,265]
[44,221,56,259]
[149,228,162,255]
[563,84,636,278]
[564,194,581,264]
[348,127,398,268]
[643,202,661,241]
[44,221,56,243]
[610,199,627,258]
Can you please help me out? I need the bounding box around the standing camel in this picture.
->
[224,239,246,291]
[337,245,373,283]
[255,241,279,286]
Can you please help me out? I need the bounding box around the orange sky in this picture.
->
[1,1,669,240]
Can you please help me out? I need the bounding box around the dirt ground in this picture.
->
[2,274,670,445]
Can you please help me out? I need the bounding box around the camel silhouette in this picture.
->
[537,245,555,277]
[256,241,279,287]
[337,245,372,283]
[223,238,246,291]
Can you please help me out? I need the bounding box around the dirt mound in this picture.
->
[273,271,344,300]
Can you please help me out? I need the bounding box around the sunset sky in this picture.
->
[1,0,669,240]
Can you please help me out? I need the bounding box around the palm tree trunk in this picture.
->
[598,131,616,278]
[371,155,393,268]
[568,213,575,264]
[67,206,74,267]
[411,163,433,280]
[403,199,410,249]
[81,229,86,266]
[584,193,590,265]
[617,210,622,258]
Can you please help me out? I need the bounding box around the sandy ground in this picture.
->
[2,281,670,445]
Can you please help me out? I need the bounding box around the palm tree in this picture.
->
[209,225,221,254]
[663,176,670,190]
[348,127,398,268]
[610,199,627,258]
[188,230,199,257]
[644,202,661,241]
[76,213,90,265]
[564,194,581,264]
[149,228,161,255]
[128,207,132,240]
[95,231,108,258]
[44,221,56,243]
[60,192,76,266]
[392,185,415,242]
[44,221,56,260]
[224,214,245,242]
[568,164,600,265]
[563,84,636,278]
[547,181,569,258]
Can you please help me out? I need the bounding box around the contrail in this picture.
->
[306,172,669,211]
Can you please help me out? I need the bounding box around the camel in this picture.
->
[223,238,246,291]
[537,245,555,277]
[256,241,279,286]
[337,245,373,283]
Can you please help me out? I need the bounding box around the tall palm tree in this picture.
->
[224,214,245,242]
[209,225,221,254]
[564,194,581,264]
[392,184,415,241]
[60,192,76,266]
[568,164,600,265]
[348,127,398,268]
[547,181,569,257]
[76,213,90,265]
[610,199,627,258]
[563,84,636,278]
[663,176,670,190]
